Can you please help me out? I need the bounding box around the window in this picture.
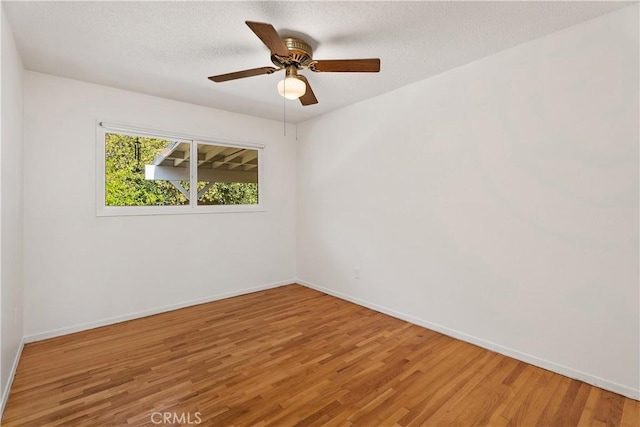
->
[195,143,259,206]
[105,133,191,207]
[97,122,264,216]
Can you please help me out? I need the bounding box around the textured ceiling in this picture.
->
[3,1,634,123]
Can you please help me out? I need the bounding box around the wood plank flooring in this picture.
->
[2,284,638,426]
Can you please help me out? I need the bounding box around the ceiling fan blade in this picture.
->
[245,21,290,58]
[298,76,318,106]
[208,66,278,83]
[312,59,380,73]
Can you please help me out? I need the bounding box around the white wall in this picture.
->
[1,6,25,409]
[23,72,297,339]
[297,5,639,399]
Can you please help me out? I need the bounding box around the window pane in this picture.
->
[196,143,259,206]
[105,133,190,206]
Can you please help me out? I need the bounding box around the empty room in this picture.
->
[1,1,638,426]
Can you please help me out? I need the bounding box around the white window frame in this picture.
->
[96,121,265,216]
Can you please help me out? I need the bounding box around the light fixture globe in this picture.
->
[277,76,306,99]
[277,67,306,100]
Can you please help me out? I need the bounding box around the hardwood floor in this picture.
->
[2,284,638,426]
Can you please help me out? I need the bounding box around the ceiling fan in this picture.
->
[208,21,381,106]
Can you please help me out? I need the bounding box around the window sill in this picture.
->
[97,204,266,217]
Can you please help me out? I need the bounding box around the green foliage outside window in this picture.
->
[105,133,258,206]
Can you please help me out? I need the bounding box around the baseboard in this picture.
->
[24,280,295,343]
[1,337,25,418]
[297,279,640,401]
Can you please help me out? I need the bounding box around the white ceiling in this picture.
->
[3,1,633,123]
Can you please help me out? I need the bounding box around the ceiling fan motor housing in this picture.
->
[271,37,314,69]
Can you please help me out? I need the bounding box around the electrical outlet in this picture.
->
[354,267,360,279]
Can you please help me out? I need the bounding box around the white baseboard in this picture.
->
[24,280,295,343]
[297,279,639,401]
[1,337,25,418]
